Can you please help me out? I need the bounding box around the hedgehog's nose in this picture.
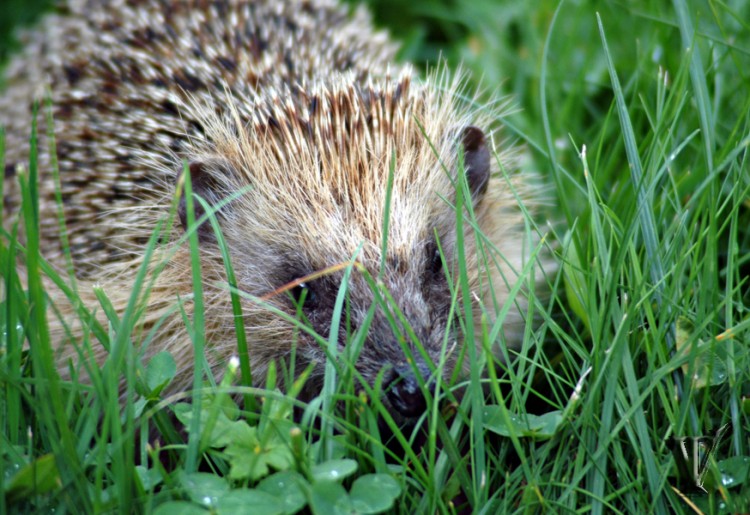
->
[385,364,434,418]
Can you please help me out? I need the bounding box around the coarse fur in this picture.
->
[1,0,548,420]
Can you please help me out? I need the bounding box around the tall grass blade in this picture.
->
[21,103,91,510]
[180,163,208,472]
[597,14,676,511]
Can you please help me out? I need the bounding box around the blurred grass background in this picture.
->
[0,0,52,65]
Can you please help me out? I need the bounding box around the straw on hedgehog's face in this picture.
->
[176,76,497,422]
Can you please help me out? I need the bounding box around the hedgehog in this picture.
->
[1,0,547,422]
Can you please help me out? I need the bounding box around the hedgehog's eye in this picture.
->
[290,282,317,309]
[428,247,443,276]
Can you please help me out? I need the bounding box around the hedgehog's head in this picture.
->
[175,70,527,424]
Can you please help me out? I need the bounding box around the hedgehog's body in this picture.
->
[2,0,543,419]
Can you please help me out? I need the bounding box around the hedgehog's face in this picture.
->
[177,78,503,423]
[177,121,495,423]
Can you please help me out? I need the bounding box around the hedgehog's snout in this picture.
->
[384,362,435,418]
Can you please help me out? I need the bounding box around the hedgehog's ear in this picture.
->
[177,161,226,242]
[460,126,491,199]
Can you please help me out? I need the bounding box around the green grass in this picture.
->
[3,0,750,513]
[0,0,52,77]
